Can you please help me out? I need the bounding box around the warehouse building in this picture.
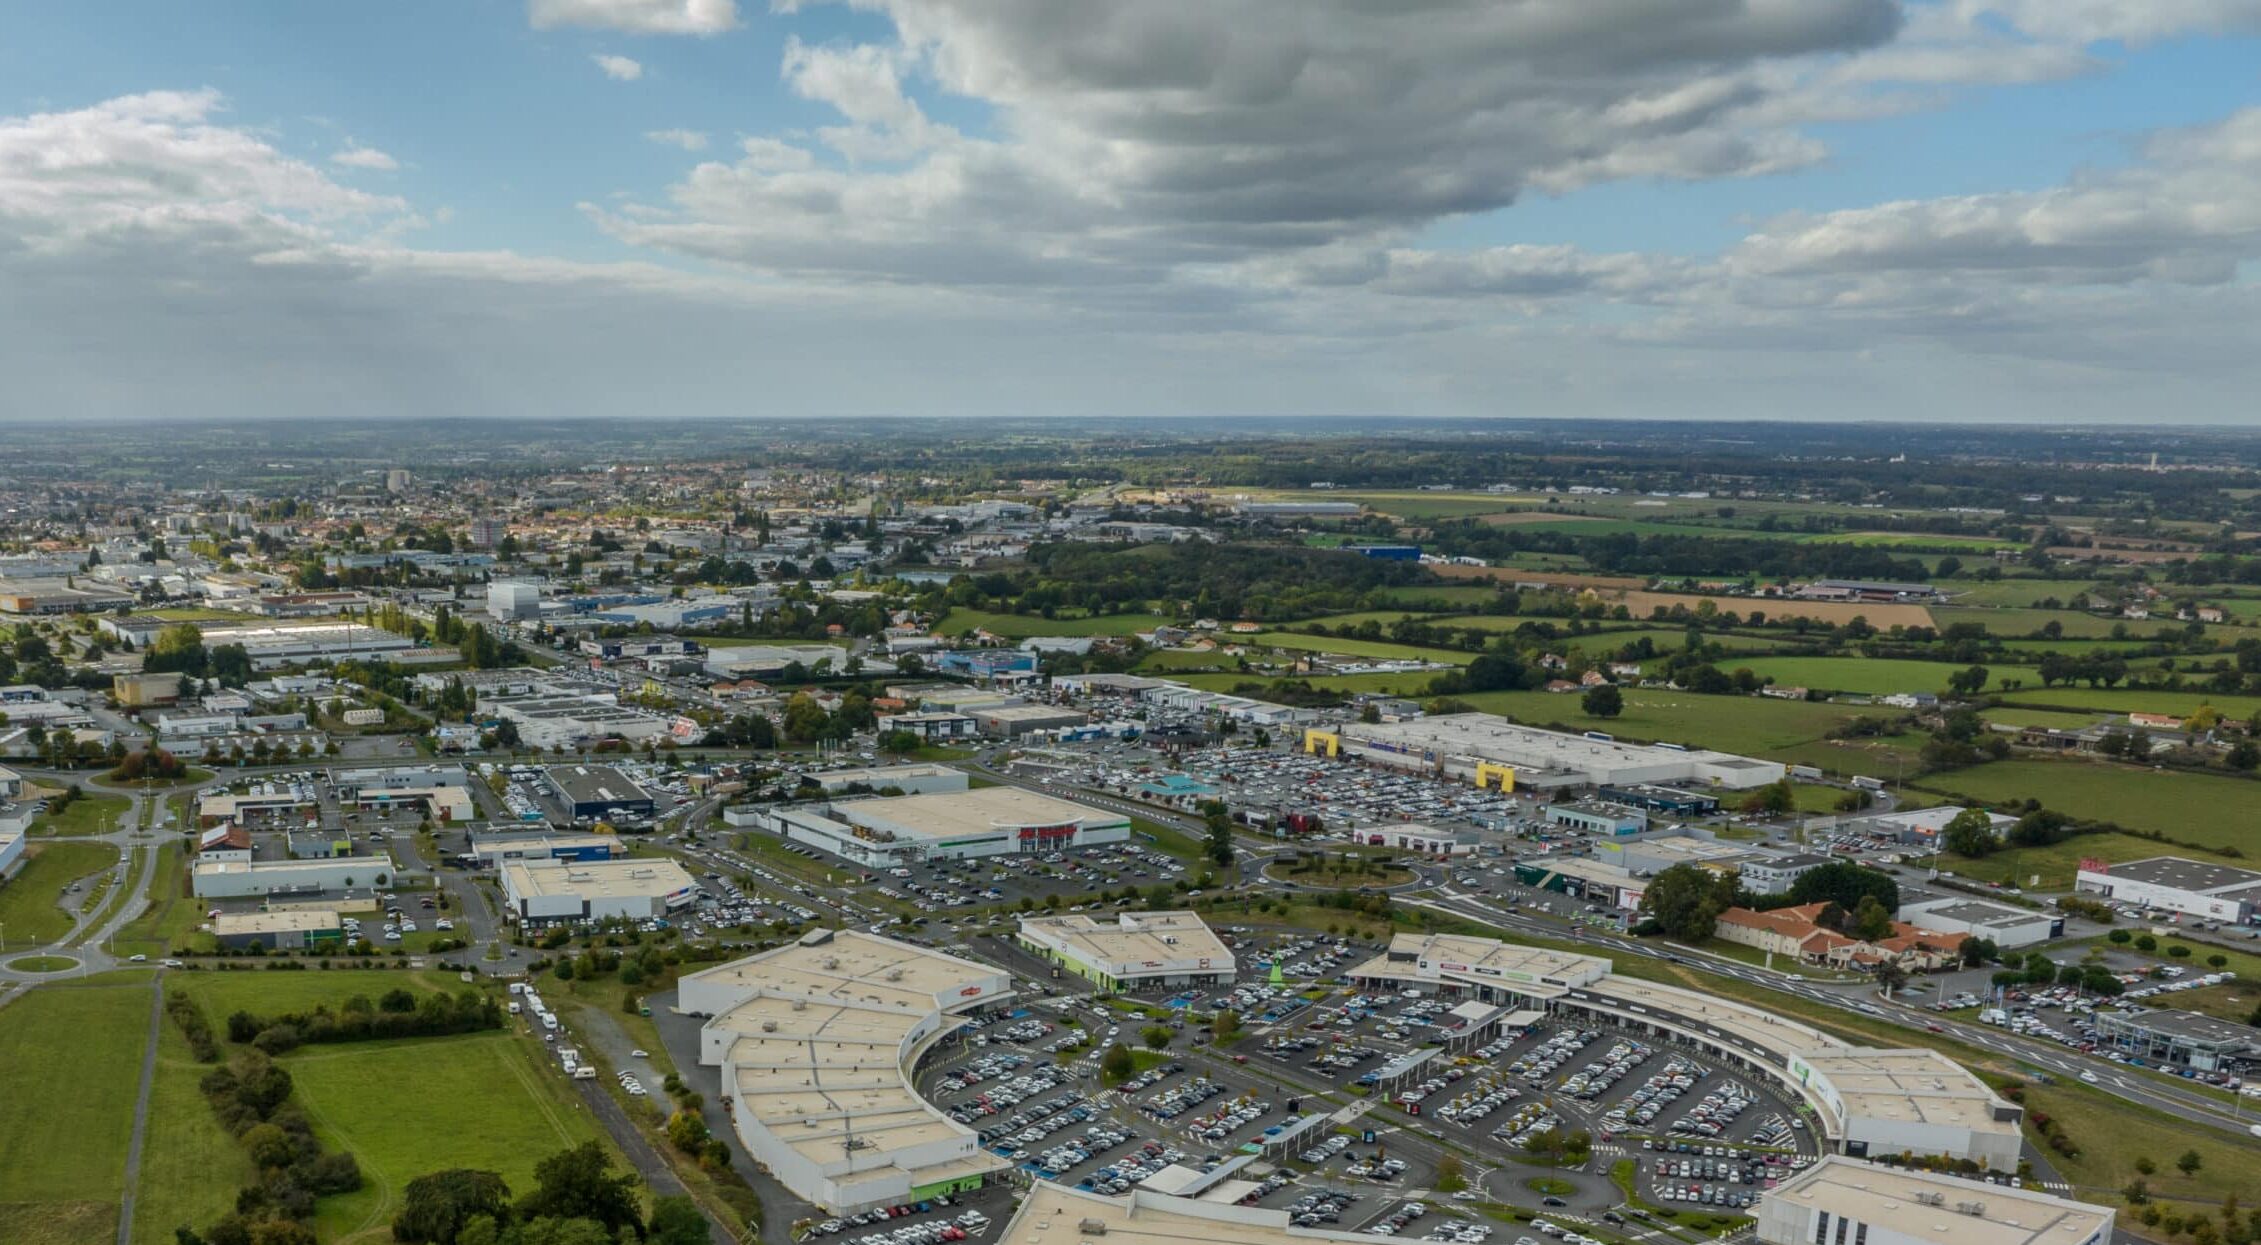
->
[876,710,978,742]
[468,830,623,867]
[1315,714,1786,791]
[972,703,1089,739]
[1896,896,2061,949]
[2074,856,2261,925]
[1785,1050,2025,1171]
[767,786,1130,868]
[1755,1157,2110,1245]
[680,929,1012,1214]
[803,764,969,796]
[704,643,856,680]
[214,909,346,952]
[545,765,657,822]
[500,858,696,923]
[0,578,136,614]
[192,621,420,669]
[192,856,394,899]
[1017,910,1235,991]
[1544,803,1648,837]
[487,690,671,750]
[0,826,24,879]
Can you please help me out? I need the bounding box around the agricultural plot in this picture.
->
[1450,688,1875,757]
[1931,606,2150,638]
[1729,656,2030,696]
[2000,686,2261,722]
[1920,759,2261,848]
[1797,531,2017,552]
[1250,630,1474,665]
[1370,584,1508,608]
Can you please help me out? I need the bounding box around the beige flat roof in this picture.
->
[1768,1157,2109,1245]
[832,786,1121,842]
[214,910,340,934]
[1019,910,1229,971]
[501,858,693,899]
[1796,1049,2019,1136]
[1002,1183,1393,1245]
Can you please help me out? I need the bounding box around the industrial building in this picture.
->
[971,703,1089,739]
[876,710,979,742]
[545,765,657,822]
[467,830,624,866]
[192,856,394,899]
[0,578,136,614]
[1016,911,1235,991]
[704,643,856,680]
[1895,896,2061,949]
[2093,1007,2259,1072]
[1866,806,2017,847]
[1313,714,1786,791]
[679,929,1013,1214]
[485,686,671,750]
[1543,803,1648,837]
[189,621,420,670]
[1754,1157,2110,1245]
[488,580,543,620]
[499,858,696,923]
[803,764,969,796]
[2075,856,2261,925]
[214,909,346,951]
[113,671,186,707]
[764,786,1130,869]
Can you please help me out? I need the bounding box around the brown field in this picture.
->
[1614,591,1936,629]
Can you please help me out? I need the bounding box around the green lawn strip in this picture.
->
[172,965,472,1020]
[1912,833,2242,891]
[110,842,194,959]
[0,840,120,946]
[0,1202,116,1245]
[0,978,153,1210]
[285,1031,616,1243]
[33,793,131,836]
[1995,686,2261,721]
[130,1021,253,1245]
[733,829,860,888]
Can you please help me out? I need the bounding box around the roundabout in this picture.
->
[5,954,81,974]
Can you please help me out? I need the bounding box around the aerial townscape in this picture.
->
[3,418,2261,1245]
[6,3,2261,1245]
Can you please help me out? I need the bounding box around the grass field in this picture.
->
[1917,832,2233,890]
[171,965,476,1019]
[109,842,196,960]
[131,1021,252,1245]
[1769,734,1929,782]
[1731,656,2030,696]
[1931,606,2149,638]
[1372,584,1510,608]
[1941,580,2110,607]
[287,1032,615,1243]
[1253,630,1474,665]
[1979,707,2109,730]
[34,793,130,836]
[0,977,154,1244]
[1448,688,1876,757]
[1800,531,2016,552]
[934,609,1170,637]
[1919,759,2261,846]
[0,840,119,947]
[1996,686,2261,721]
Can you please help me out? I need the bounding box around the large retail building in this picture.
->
[1017,910,1235,991]
[763,786,1129,868]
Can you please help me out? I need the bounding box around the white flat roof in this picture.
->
[833,786,1125,841]
[1765,1157,2109,1245]
[1794,1049,2018,1136]
[501,858,693,899]
[1018,910,1230,972]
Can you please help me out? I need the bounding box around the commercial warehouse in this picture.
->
[1017,910,1235,991]
[803,763,969,796]
[1315,714,1786,791]
[467,830,623,866]
[680,929,1013,1214]
[546,765,657,822]
[1896,896,2061,949]
[1754,1157,2110,1245]
[2094,1007,2259,1072]
[192,856,394,899]
[2074,856,2261,925]
[213,909,346,951]
[768,786,1130,869]
[499,858,696,923]
[1785,1050,2025,1171]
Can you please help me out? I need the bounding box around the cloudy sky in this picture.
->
[2,1,2258,424]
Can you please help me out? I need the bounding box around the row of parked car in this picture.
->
[1599,1055,1703,1133]
[807,1206,988,1239]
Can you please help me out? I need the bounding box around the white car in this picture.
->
[631,1049,648,1057]
[129,954,149,962]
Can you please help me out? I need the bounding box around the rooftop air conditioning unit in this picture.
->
[1078,1222,1107,1236]
[1956,1203,1987,1217]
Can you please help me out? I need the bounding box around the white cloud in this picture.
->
[592,54,644,82]
[329,143,398,170]
[528,0,737,34]
[645,128,709,151]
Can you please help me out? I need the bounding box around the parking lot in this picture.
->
[1063,743,1529,833]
